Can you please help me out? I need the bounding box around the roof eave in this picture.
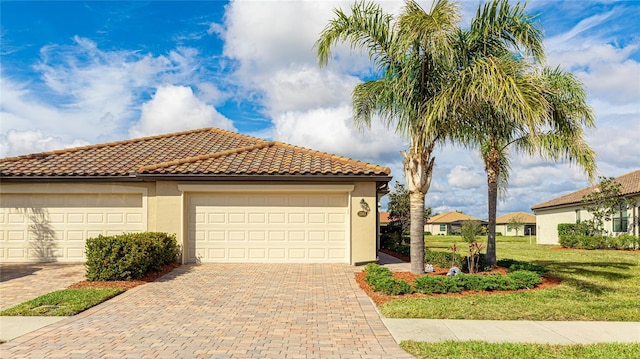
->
[0,173,393,183]
[135,173,393,182]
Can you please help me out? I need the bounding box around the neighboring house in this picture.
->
[531,170,640,245]
[379,211,390,228]
[0,127,391,264]
[425,212,486,235]
[495,212,536,237]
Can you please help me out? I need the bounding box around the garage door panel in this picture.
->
[188,192,349,263]
[0,193,145,262]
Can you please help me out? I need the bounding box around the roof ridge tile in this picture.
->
[139,141,275,172]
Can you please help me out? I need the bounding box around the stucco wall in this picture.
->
[535,195,640,244]
[349,182,378,265]
[1,180,383,264]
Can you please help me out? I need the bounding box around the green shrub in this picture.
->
[363,264,411,295]
[413,271,542,294]
[609,234,638,250]
[559,234,579,248]
[374,277,413,295]
[495,232,503,237]
[425,250,463,268]
[579,235,607,250]
[453,273,484,291]
[424,231,432,236]
[414,276,462,294]
[479,274,513,291]
[508,270,543,289]
[497,258,547,274]
[85,232,179,281]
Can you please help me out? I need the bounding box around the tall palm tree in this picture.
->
[316,0,460,274]
[442,0,597,265]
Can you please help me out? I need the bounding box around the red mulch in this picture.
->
[365,249,562,305]
[68,263,181,290]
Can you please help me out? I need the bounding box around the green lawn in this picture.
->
[0,288,125,316]
[381,235,640,321]
[400,341,640,359]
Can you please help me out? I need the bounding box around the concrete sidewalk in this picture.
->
[382,318,640,344]
[3,315,639,345]
[0,316,69,342]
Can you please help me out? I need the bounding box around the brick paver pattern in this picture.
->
[0,263,85,310]
[1,264,413,358]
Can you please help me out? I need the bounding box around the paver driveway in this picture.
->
[1,263,413,358]
[0,263,85,310]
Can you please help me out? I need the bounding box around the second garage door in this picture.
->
[187,192,349,263]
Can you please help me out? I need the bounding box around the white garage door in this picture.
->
[187,192,349,263]
[0,193,145,262]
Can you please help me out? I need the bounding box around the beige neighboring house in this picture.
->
[531,170,640,245]
[495,212,536,237]
[0,127,391,265]
[425,212,485,235]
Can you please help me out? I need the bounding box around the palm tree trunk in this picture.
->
[485,148,500,267]
[403,139,435,274]
[409,191,426,274]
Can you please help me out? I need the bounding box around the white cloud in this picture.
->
[129,85,235,138]
[1,36,230,156]
[0,129,88,158]
[272,105,405,162]
[447,166,485,189]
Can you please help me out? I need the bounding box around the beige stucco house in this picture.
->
[495,212,536,237]
[424,212,485,235]
[531,170,640,245]
[0,128,391,265]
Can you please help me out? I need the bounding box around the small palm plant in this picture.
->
[461,220,483,273]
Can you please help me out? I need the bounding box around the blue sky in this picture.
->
[1,0,639,218]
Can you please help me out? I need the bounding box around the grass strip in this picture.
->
[400,341,640,359]
[0,288,125,316]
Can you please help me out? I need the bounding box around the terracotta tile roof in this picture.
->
[531,170,640,211]
[0,128,391,179]
[495,212,536,224]
[380,211,390,223]
[426,211,482,224]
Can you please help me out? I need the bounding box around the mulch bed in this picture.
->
[68,263,181,290]
[363,249,561,305]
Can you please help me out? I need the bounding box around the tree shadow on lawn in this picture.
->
[532,260,637,295]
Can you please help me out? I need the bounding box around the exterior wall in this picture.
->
[350,182,378,265]
[0,180,383,264]
[424,223,448,235]
[535,195,640,244]
[497,223,535,236]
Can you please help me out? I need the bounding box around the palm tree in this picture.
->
[441,0,596,265]
[316,0,460,274]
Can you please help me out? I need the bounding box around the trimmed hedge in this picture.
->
[363,263,543,296]
[364,264,413,295]
[558,234,639,250]
[413,270,542,294]
[85,232,179,281]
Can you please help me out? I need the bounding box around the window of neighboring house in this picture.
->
[440,224,446,232]
[613,207,628,233]
[575,210,581,223]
